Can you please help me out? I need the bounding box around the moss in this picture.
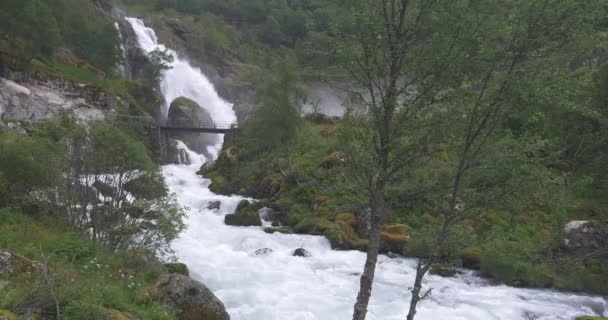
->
[0,310,17,320]
[379,224,410,253]
[263,227,293,234]
[334,213,356,227]
[575,317,608,320]
[207,171,227,193]
[460,246,481,269]
[224,209,261,227]
[105,309,139,320]
[294,217,335,235]
[164,263,189,276]
[430,264,457,277]
[324,222,368,251]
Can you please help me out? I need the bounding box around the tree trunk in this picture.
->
[406,260,431,320]
[353,189,386,320]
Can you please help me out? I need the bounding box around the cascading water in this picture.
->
[126,18,607,320]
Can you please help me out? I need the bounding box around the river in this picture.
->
[126,17,608,320]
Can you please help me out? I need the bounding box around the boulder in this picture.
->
[207,201,221,210]
[254,248,273,256]
[292,248,311,257]
[235,200,250,212]
[324,222,368,251]
[562,220,608,257]
[224,205,261,227]
[294,217,334,235]
[167,97,216,159]
[152,274,230,320]
[304,112,336,125]
[379,224,410,253]
[0,250,42,280]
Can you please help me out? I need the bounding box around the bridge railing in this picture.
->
[162,119,239,130]
[114,115,238,130]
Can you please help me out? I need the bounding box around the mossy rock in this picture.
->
[379,224,410,253]
[263,227,293,234]
[0,310,17,320]
[324,222,368,251]
[207,171,227,194]
[460,246,481,269]
[0,250,42,280]
[430,264,457,277]
[576,317,608,320]
[104,309,139,320]
[320,151,346,169]
[294,217,335,235]
[164,263,190,276]
[225,209,261,227]
[334,213,356,227]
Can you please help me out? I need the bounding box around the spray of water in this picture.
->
[126,17,607,320]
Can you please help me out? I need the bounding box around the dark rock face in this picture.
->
[562,220,608,257]
[152,274,230,320]
[164,263,190,277]
[292,248,311,257]
[254,248,273,256]
[207,201,221,210]
[167,97,217,160]
[235,200,250,212]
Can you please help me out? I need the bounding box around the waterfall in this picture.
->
[125,17,608,320]
[125,17,235,159]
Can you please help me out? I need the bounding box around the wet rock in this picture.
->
[430,264,457,277]
[224,210,261,227]
[152,274,230,320]
[235,200,250,212]
[324,222,368,251]
[207,201,221,210]
[263,227,293,234]
[164,263,190,277]
[254,248,273,256]
[460,246,481,269]
[292,248,311,257]
[562,220,608,257]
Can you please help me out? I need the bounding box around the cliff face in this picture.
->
[0,72,125,123]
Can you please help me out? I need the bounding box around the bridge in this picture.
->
[159,119,238,134]
[115,115,238,163]
[116,115,238,134]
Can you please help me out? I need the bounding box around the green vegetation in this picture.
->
[0,209,176,320]
[0,0,121,74]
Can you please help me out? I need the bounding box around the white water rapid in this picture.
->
[126,18,608,320]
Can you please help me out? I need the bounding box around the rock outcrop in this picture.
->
[0,250,42,280]
[152,274,230,320]
[562,220,608,257]
[0,74,123,123]
[166,97,216,162]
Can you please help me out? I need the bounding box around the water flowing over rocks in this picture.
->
[126,17,608,320]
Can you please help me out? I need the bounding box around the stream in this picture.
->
[126,17,608,320]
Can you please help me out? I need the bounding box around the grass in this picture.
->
[30,59,129,96]
[0,209,176,320]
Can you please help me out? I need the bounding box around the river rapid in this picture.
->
[126,17,608,320]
